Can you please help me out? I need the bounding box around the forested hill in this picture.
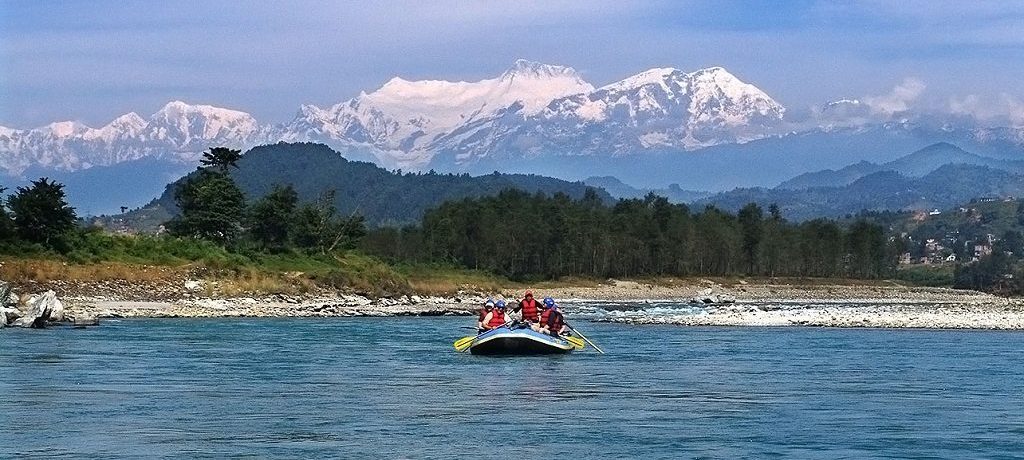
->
[113,142,613,229]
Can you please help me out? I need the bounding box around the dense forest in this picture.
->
[361,189,898,280]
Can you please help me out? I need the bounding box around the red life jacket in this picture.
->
[539,309,551,325]
[546,310,564,334]
[487,309,506,328]
[520,298,539,321]
[478,308,489,322]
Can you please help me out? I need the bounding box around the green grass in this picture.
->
[894,265,955,287]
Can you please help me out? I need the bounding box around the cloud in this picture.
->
[949,94,1024,126]
[863,78,926,115]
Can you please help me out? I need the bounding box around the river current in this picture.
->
[2,313,1023,458]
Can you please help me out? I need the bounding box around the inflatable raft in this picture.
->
[469,326,576,355]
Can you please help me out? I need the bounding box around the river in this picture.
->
[2,314,1023,458]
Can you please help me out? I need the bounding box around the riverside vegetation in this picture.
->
[1,145,1019,299]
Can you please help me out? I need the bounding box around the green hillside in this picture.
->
[102,142,612,231]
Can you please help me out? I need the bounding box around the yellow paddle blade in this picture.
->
[453,335,477,352]
[564,336,585,349]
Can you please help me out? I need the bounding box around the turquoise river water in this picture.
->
[2,315,1024,458]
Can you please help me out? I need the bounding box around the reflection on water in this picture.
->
[2,316,1024,458]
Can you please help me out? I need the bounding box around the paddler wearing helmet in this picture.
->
[477,298,495,332]
[544,297,569,336]
[481,299,508,331]
[537,297,566,336]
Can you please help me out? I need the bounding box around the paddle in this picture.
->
[564,322,605,354]
[563,335,585,349]
[453,320,515,352]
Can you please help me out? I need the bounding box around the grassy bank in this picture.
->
[0,232,965,300]
[0,232,516,298]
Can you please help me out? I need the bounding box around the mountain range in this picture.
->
[5,60,1024,216]
[0,60,791,176]
[698,142,1024,219]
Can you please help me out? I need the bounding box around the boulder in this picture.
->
[11,290,61,328]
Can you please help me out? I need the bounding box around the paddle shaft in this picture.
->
[565,322,605,354]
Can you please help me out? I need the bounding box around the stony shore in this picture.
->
[30,278,1022,330]
[600,303,1024,330]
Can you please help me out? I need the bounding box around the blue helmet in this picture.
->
[496,300,507,309]
[484,298,495,309]
[543,297,555,307]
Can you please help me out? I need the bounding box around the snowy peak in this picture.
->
[599,67,685,93]
[283,59,596,158]
[500,59,588,83]
[106,112,147,130]
[44,121,89,138]
[148,100,258,145]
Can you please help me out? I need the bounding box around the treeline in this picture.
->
[362,189,899,280]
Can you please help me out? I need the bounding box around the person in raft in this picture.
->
[538,297,567,336]
[477,299,495,332]
[512,290,542,327]
[481,299,508,331]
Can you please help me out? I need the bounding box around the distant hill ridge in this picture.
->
[777,142,1024,190]
[704,161,1024,220]
[109,142,613,231]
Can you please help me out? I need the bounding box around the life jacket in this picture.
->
[478,308,489,322]
[546,310,564,335]
[540,309,551,324]
[487,309,506,328]
[520,298,539,321]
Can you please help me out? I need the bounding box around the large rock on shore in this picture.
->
[11,290,62,328]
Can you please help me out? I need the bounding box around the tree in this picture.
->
[737,203,764,274]
[199,147,242,173]
[291,190,366,254]
[0,186,15,243]
[246,184,299,251]
[6,178,77,249]
[166,171,245,245]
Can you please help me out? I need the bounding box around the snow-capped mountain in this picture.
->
[423,66,786,165]
[275,59,594,167]
[0,101,260,174]
[1,60,795,175]
[15,59,1022,182]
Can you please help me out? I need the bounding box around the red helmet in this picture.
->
[524,290,533,298]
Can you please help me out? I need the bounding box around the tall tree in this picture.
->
[0,186,15,243]
[165,171,245,245]
[737,203,764,274]
[6,178,77,249]
[199,147,242,174]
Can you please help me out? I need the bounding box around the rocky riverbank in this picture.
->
[62,294,481,319]
[599,302,1024,330]
[9,276,1024,329]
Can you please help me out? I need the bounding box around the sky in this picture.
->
[3,0,1024,128]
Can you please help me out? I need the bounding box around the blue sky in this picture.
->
[3,0,1024,127]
